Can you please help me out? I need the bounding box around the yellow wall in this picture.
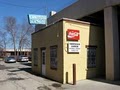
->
[32,18,105,84]
[63,20,105,83]
[32,21,64,83]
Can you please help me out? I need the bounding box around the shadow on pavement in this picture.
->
[19,62,32,66]
[18,67,62,85]
[8,67,34,74]
[5,61,120,86]
[19,67,34,74]
[88,78,120,86]
[0,64,14,70]
[8,77,25,81]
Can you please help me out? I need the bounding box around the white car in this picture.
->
[17,55,29,62]
[4,56,16,63]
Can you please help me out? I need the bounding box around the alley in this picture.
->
[0,61,63,90]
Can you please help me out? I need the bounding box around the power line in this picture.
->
[0,0,40,8]
[0,0,78,16]
[29,0,48,15]
[30,0,77,14]
[30,6,45,14]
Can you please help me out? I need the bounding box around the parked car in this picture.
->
[17,55,29,62]
[4,56,16,63]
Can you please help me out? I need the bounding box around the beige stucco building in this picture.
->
[32,18,105,83]
[48,0,120,80]
[32,0,120,83]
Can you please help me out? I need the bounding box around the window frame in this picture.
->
[50,45,58,70]
[86,45,97,68]
[33,48,38,66]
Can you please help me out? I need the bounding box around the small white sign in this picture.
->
[68,42,80,53]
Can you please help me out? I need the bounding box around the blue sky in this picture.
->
[0,0,77,24]
[0,0,77,49]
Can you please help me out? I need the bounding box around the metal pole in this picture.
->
[73,64,76,85]
[66,72,68,84]
[45,0,48,26]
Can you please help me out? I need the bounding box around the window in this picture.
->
[50,46,57,69]
[42,50,45,65]
[86,46,97,68]
[34,48,38,66]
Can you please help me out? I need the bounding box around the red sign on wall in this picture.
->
[67,29,80,40]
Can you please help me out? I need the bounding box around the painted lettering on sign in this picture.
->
[68,42,81,53]
[67,29,80,41]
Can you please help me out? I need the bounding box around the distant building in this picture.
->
[1,49,31,57]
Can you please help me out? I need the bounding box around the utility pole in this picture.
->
[45,0,48,26]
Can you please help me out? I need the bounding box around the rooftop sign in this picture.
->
[28,14,47,25]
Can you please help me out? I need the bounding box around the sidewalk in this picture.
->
[62,79,120,90]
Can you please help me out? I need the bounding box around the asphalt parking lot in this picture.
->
[0,60,120,90]
[0,60,63,90]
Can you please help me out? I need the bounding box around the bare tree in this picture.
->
[0,32,7,49]
[3,16,34,56]
[4,16,17,56]
[0,31,8,57]
[0,34,4,49]
[17,20,34,55]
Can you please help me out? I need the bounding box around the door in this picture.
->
[41,50,46,76]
